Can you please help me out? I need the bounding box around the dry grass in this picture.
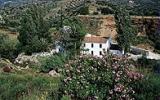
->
[136,43,154,51]
[0,28,18,40]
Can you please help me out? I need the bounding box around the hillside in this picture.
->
[79,15,160,51]
[1,0,160,15]
[0,0,54,7]
[1,0,159,37]
[95,0,160,16]
[79,15,160,38]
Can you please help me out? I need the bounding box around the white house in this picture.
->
[55,33,124,57]
[81,34,124,57]
[81,34,111,57]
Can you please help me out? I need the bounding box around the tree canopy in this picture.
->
[18,5,52,54]
[58,17,86,56]
[114,6,136,53]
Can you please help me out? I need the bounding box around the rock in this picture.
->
[3,66,12,73]
[49,70,60,77]
[16,65,29,71]
[14,53,38,66]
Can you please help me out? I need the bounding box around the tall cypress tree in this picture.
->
[114,6,136,53]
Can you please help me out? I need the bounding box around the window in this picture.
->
[91,51,94,55]
[91,43,94,48]
[99,51,102,55]
[84,43,86,47]
[100,44,102,48]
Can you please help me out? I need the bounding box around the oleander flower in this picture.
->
[114,84,124,92]
[62,54,143,100]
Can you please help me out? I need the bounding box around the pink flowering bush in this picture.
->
[62,54,143,100]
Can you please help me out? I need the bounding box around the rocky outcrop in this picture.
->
[14,51,56,67]
[48,70,60,77]
[14,53,38,66]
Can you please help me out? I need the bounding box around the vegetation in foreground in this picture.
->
[0,68,60,100]
[1,54,160,100]
[62,54,143,99]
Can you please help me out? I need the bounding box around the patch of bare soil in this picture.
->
[136,43,154,51]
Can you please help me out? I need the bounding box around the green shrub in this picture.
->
[78,6,89,15]
[61,95,71,100]
[30,36,49,53]
[0,33,18,60]
[132,74,160,100]
[138,57,157,68]
[19,36,50,55]
[133,36,154,46]
[40,54,66,73]
[138,57,160,73]
[0,62,6,68]
[154,61,160,74]
[0,72,60,100]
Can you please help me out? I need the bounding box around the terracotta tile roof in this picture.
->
[84,36,109,43]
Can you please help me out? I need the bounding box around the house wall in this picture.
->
[56,45,62,53]
[82,40,110,57]
[110,50,123,56]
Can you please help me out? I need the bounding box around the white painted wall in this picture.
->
[110,50,123,56]
[56,45,61,53]
[82,40,110,57]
